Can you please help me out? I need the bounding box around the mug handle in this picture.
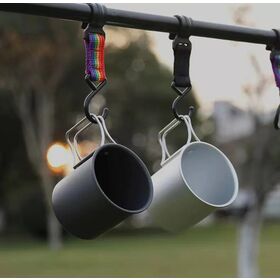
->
[66,114,105,166]
[66,114,116,166]
[73,115,106,162]
[159,115,200,166]
[97,115,117,145]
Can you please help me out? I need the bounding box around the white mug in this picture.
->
[143,115,239,232]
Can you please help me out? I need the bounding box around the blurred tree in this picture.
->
[236,55,280,278]
[0,89,32,234]
[0,15,82,249]
[233,6,280,277]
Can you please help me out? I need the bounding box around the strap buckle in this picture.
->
[172,35,191,51]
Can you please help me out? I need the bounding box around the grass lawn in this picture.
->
[0,222,279,277]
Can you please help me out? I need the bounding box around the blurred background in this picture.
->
[0,3,279,277]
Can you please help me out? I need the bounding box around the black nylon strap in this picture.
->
[173,37,192,88]
[172,15,192,90]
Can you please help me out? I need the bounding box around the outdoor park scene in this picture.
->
[0,3,280,278]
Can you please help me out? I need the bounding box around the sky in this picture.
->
[106,3,280,114]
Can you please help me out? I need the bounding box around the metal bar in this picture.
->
[0,3,277,46]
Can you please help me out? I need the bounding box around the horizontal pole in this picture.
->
[0,3,277,46]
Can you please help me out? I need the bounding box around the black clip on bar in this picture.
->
[81,3,107,32]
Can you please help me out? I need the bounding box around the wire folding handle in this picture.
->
[65,114,116,168]
[158,115,200,166]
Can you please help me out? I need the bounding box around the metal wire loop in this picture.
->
[158,114,200,166]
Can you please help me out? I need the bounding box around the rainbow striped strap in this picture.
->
[84,32,106,82]
[270,49,280,88]
[271,49,280,129]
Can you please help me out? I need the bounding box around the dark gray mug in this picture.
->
[52,116,153,239]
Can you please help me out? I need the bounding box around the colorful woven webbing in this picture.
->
[270,49,280,129]
[84,33,106,82]
[270,49,280,88]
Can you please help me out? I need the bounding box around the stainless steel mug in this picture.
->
[143,115,238,232]
[52,115,153,239]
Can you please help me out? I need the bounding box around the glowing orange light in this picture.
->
[46,142,72,175]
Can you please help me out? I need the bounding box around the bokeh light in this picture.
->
[46,142,73,174]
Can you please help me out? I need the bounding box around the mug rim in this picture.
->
[90,143,153,214]
[179,141,239,208]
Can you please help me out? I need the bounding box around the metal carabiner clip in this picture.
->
[84,76,109,124]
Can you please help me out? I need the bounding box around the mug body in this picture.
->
[52,143,153,239]
[145,141,238,232]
